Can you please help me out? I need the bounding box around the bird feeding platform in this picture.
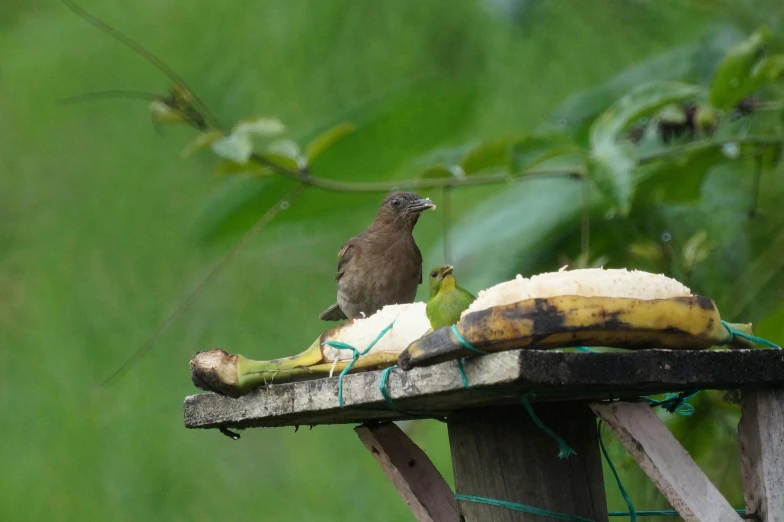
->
[184,348,784,522]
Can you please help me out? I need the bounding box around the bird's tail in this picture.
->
[319,303,348,321]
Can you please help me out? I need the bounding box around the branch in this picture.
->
[249,152,586,193]
[246,135,784,194]
[637,135,783,164]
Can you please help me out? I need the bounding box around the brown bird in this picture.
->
[320,191,436,321]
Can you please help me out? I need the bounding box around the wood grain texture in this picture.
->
[738,389,784,522]
[592,402,742,522]
[355,422,460,522]
[448,404,608,522]
[184,349,784,430]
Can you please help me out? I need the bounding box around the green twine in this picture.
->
[722,320,781,349]
[378,365,401,413]
[451,334,577,459]
[641,391,698,416]
[598,421,637,522]
[520,393,577,458]
[323,321,395,407]
[456,494,596,522]
[451,325,489,355]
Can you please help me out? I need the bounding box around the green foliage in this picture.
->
[509,134,582,177]
[589,82,703,215]
[305,122,356,165]
[709,26,778,109]
[4,2,784,522]
[459,137,515,176]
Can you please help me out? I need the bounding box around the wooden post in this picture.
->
[355,422,461,522]
[448,402,608,522]
[738,389,784,522]
[592,401,742,522]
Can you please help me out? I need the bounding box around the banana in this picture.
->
[189,268,755,396]
[190,302,429,397]
[399,294,747,370]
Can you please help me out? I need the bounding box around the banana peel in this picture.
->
[398,295,755,370]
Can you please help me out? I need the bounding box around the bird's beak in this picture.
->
[407,197,436,213]
[441,265,454,277]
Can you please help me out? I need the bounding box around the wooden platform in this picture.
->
[183,348,784,430]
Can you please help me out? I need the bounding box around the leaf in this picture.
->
[709,26,773,109]
[255,151,301,174]
[182,130,225,158]
[627,240,664,262]
[589,81,703,215]
[541,32,742,144]
[305,122,356,163]
[656,104,687,124]
[460,138,514,175]
[510,134,582,176]
[746,55,784,94]
[263,140,304,172]
[681,229,715,272]
[233,117,286,137]
[418,165,456,179]
[636,147,727,204]
[210,133,254,164]
[268,139,301,159]
[214,160,270,177]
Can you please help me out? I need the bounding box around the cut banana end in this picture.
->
[399,295,748,370]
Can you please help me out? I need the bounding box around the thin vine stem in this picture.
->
[101,183,307,386]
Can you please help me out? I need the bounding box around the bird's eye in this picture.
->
[430,271,437,278]
[391,198,402,209]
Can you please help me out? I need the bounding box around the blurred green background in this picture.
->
[2,1,784,520]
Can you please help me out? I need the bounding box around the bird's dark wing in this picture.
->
[336,236,361,282]
[415,244,423,284]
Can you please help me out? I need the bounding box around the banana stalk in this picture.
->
[190,342,400,398]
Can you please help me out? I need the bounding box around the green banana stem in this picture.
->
[723,322,756,349]
[190,340,400,398]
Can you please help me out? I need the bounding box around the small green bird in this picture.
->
[426,265,476,330]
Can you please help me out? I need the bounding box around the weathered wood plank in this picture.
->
[449,404,608,522]
[738,389,784,522]
[591,402,742,522]
[355,422,460,522]
[184,348,784,430]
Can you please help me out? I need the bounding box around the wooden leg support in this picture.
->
[355,422,461,522]
[447,403,608,522]
[592,401,742,522]
[739,389,784,522]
